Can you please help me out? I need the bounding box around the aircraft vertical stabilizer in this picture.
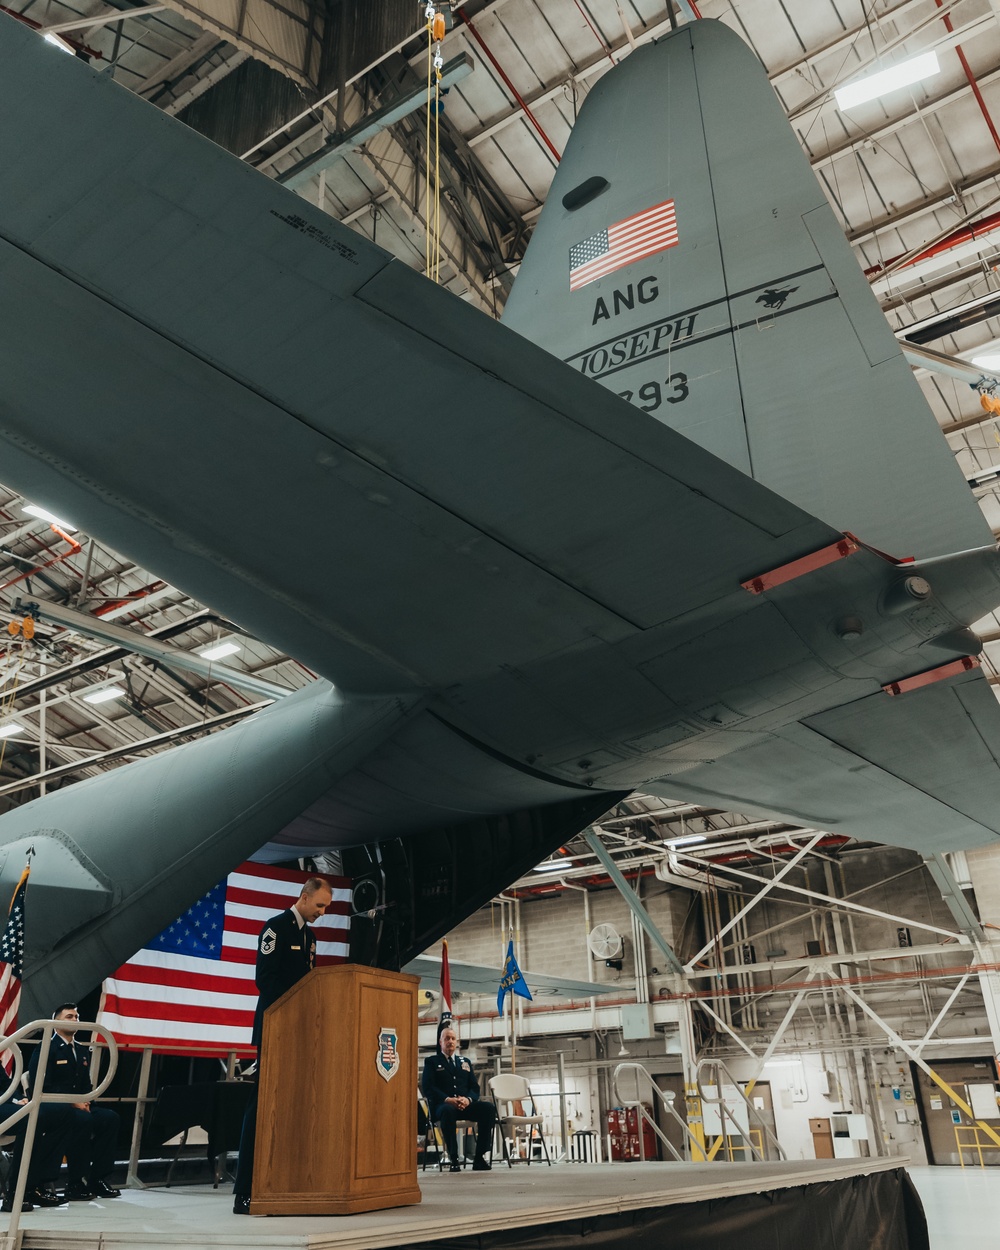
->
[501,19,989,561]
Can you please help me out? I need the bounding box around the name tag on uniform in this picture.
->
[291,945,301,951]
[56,1059,68,1065]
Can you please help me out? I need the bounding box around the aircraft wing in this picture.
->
[404,955,618,999]
[0,17,840,695]
[645,665,1000,853]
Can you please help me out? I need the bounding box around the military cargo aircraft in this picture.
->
[0,15,998,1017]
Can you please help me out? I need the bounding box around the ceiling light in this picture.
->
[83,686,125,705]
[971,353,1000,371]
[835,52,940,111]
[535,859,568,872]
[197,641,241,661]
[0,722,25,738]
[22,504,77,532]
[665,834,707,848]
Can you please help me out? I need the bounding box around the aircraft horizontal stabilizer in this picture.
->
[645,665,1000,854]
[0,683,417,1018]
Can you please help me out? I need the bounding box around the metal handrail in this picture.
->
[612,1062,700,1162]
[0,1018,119,1250]
[694,1057,785,1161]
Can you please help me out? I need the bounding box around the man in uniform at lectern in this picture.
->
[233,876,334,1214]
[422,1027,495,1172]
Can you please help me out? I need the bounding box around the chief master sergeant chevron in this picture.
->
[233,876,333,1214]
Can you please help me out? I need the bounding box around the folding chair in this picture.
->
[488,1073,552,1167]
[419,1096,477,1170]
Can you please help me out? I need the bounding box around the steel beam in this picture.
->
[20,598,291,702]
[685,831,824,970]
[0,702,270,797]
[277,54,475,192]
[40,6,168,34]
[581,829,685,973]
[671,847,964,941]
[923,853,987,942]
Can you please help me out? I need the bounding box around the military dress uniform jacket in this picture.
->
[27,1034,94,1096]
[422,1051,482,1115]
[252,907,318,1047]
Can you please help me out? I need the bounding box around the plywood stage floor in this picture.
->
[2,1156,914,1250]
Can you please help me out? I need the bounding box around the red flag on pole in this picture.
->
[438,938,454,1040]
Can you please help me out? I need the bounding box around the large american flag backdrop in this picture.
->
[99,862,352,1056]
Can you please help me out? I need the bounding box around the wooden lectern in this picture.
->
[252,963,421,1215]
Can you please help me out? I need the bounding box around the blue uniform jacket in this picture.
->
[422,1051,481,1115]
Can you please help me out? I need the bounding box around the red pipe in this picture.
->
[94,580,167,619]
[572,0,615,67]
[454,960,1000,1023]
[457,8,562,163]
[936,0,1000,157]
[864,208,1000,278]
[0,525,82,594]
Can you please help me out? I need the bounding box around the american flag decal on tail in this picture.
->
[569,199,678,290]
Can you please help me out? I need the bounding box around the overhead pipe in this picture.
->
[0,525,81,594]
[935,0,1000,157]
[457,8,562,163]
[865,208,1000,283]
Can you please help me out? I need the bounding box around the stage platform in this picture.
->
[6,1157,927,1250]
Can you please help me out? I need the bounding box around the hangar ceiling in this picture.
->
[5,0,1000,868]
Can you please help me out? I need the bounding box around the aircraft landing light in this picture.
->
[741,534,862,595]
[882,655,980,697]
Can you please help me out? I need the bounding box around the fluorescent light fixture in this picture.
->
[22,504,77,532]
[835,51,940,111]
[0,722,24,738]
[83,686,125,705]
[665,834,707,848]
[971,353,1000,371]
[967,465,1000,488]
[535,859,568,872]
[197,641,241,661]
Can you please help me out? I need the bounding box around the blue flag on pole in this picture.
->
[497,940,532,1015]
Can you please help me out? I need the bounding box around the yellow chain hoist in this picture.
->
[7,615,35,641]
[424,4,445,282]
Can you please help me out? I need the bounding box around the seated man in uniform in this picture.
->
[0,1085,75,1211]
[421,1027,495,1172]
[27,1004,120,1201]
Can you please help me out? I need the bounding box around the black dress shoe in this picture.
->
[1,1196,33,1212]
[448,1163,462,1173]
[65,1185,97,1201]
[233,1194,251,1215]
[91,1180,120,1199]
[27,1188,67,1206]
[472,1158,492,1171]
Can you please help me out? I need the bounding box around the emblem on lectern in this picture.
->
[377,1027,400,1081]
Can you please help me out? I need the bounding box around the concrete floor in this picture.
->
[907,1165,1000,1250]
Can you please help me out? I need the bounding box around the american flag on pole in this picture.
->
[569,199,679,291]
[0,864,28,1075]
[99,862,351,1056]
